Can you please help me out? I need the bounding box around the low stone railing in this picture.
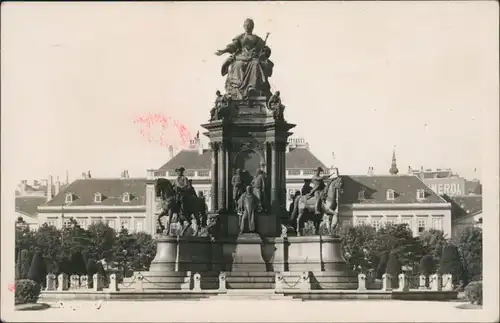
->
[45,273,118,292]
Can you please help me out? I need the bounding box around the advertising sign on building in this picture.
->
[424,177,466,197]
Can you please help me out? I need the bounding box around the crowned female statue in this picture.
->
[215,18,274,100]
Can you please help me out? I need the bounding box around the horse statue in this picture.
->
[291,171,343,236]
[155,178,203,235]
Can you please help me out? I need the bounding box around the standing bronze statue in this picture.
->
[215,18,274,100]
[237,185,261,234]
[231,169,245,211]
[251,169,266,208]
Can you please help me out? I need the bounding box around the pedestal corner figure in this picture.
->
[232,169,245,212]
[251,169,266,209]
[237,185,261,234]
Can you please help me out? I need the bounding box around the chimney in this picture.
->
[168,145,174,160]
[82,172,87,179]
[408,166,412,175]
[19,180,27,195]
[47,175,53,202]
[367,166,374,176]
[55,177,61,196]
[121,170,129,179]
[197,137,203,155]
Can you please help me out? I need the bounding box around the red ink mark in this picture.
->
[8,283,15,292]
[133,113,193,149]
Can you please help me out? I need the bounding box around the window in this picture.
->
[105,218,116,230]
[401,217,412,229]
[371,218,382,231]
[94,193,102,203]
[65,193,73,203]
[76,218,87,229]
[288,169,300,176]
[91,218,101,225]
[417,189,426,200]
[63,218,71,227]
[431,217,443,231]
[417,217,427,233]
[386,217,398,226]
[122,193,130,203]
[47,218,57,227]
[356,217,368,226]
[341,220,352,227]
[358,190,365,200]
[154,171,166,177]
[168,171,177,177]
[303,170,315,176]
[386,189,395,200]
[135,219,145,232]
[185,170,195,177]
[120,218,130,230]
[198,171,210,177]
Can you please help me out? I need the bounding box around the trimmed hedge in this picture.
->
[15,279,41,305]
[464,281,482,305]
[27,252,46,286]
[386,252,401,288]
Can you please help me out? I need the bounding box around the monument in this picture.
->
[130,18,358,292]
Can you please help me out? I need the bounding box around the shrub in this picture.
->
[439,244,464,285]
[69,251,87,275]
[464,281,482,305]
[27,252,47,286]
[20,250,32,279]
[15,279,41,305]
[386,252,401,288]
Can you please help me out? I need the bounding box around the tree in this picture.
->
[439,244,464,285]
[376,252,389,279]
[340,224,377,272]
[129,232,156,272]
[20,249,32,279]
[419,255,435,276]
[69,251,87,275]
[419,229,449,263]
[386,252,401,288]
[27,251,47,286]
[454,227,482,285]
[86,259,98,288]
[34,224,62,272]
[87,222,116,261]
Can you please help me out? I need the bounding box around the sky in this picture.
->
[1,1,498,185]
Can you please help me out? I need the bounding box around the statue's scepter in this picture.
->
[257,32,271,58]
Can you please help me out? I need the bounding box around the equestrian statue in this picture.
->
[155,167,203,235]
[291,167,343,236]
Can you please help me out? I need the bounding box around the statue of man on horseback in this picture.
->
[173,167,191,221]
[291,167,343,236]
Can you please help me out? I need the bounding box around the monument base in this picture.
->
[231,233,267,272]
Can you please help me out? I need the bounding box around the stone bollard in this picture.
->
[218,272,227,293]
[396,274,409,291]
[300,272,311,292]
[181,271,192,291]
[93,273,103,291]
[193,273,202,292]
[135,273,144,292]
[57,273,69,291]
[357,273,367,291]
[80,275,89,289]
[442,274,453,291]
[418,275,427,290]
[430,274,442,291]
[275,272,284,293]
[70,275,80,289]
[45,274,56,291]
[381,273,392,291]
[109,273,118,292]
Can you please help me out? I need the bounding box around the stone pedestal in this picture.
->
[149,235,178,272]
[231,233,266,272]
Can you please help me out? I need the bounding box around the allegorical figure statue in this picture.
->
[215,18,274,100]
[267,91,285,121]
[237,185,261,234]
[232,169,245,211]
[251,169,266,209]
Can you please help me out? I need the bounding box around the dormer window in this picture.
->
[94,192,102,203]
[417,189,426,200]
[386,189,395,201]
[358,189,365,200]
[122,192,130,203]
[65,193,73,203]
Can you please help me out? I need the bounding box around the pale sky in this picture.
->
[2,1,498,184]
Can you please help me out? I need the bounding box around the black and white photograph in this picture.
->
[1,1,498,322]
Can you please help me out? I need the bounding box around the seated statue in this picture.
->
[215,18,274,100]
